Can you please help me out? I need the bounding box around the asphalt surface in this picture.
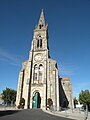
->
[0,109,74,120]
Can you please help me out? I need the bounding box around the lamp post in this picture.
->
[84,104,88,120]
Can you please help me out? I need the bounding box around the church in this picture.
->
[16,9,73,111]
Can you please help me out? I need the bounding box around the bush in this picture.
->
[18,98,25,109]
[47,98,53,109]
[17,104,24,109]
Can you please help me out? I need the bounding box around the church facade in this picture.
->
[16,10,73,111]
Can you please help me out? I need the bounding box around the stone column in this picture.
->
[47,60,50,98]
[56,70,60,111]
[43,59,47,110]
[24,81,30,109]
[24,61,32,109]
[16,71,23,107]
[43,83,46,110]
[52,70,57,111]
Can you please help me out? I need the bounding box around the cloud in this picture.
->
[73,82,90,90]
[59,70,73,75]
[0,48,18,61]
[0,48,22,66]
[58,64,77,75]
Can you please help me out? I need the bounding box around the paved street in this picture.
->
[0,109,74,120]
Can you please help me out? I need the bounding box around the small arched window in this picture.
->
[40,39,42,48]
[37,39,39,48]
[37,38,42,49]
[39,25,42,29]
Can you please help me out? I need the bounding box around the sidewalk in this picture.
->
[0,106,20,111]
[44,109,90,120]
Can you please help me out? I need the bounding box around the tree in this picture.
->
[73,97,78,108]
[79,90,90,110]
[2,88,17,105]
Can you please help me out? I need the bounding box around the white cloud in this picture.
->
[58,64,77,75]
[73,82,90,90]
[59,70,73,75]
[0,48,22,66]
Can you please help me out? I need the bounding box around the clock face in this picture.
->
[34,53,43,61]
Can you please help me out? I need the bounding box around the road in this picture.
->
[0,109,74,120]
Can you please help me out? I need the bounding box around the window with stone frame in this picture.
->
[37,39,39,48]
[39,24,42,29]
[37,36,43,49]
[34,64,38,81]
[40,39,42,48]
[39,24,43,29]
[38,64,43,81]
[39,72,42,80]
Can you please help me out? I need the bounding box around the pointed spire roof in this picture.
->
[34,9,48,31]
[38,9,45,27]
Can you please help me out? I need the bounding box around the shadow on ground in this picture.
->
[0,110,21,117]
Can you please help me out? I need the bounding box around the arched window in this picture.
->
[37,39,39,48]
[36,35,43,49]
[38,64,43,81]
[40,39,42,48]
[34,65,38,81]
[37,39,42,48]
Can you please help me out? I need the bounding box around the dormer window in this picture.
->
[39,24,43,29]
[39,25,42,29]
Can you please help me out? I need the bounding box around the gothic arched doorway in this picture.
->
[32,92,41,108]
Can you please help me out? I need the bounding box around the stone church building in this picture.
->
[16,10,73,111]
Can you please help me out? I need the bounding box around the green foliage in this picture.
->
[47,98,53,109]
[79,90,90,105]
[2,88,17,105]
[20,98,25,106]
[17,98,25,109]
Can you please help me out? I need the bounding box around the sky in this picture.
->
[0,0,90,99]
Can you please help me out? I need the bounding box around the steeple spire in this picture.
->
[37,9,45,29]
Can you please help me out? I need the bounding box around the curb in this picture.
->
[43,110,90,120]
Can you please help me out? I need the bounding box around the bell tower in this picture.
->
[28,9,50,109]
[31,9,49,52]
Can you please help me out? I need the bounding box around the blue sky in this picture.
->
[0,0,90,98]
